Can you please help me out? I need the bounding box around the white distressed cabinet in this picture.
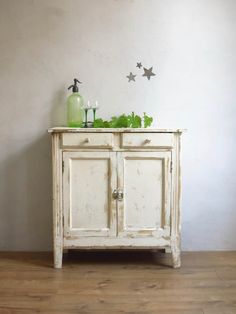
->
[48,128,183,268]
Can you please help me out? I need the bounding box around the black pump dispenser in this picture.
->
[68,78,82,93]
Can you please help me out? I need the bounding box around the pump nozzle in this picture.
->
[68,78,82,93]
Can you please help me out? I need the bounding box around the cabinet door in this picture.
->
[117,152,172,238]
[63,152,116,237]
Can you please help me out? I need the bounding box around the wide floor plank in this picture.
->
[0,251,236,314]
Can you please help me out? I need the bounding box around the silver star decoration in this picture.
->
[143,67,156,80]
[126,72,136,82]
[136,62,142,69]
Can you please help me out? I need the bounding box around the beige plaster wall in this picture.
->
[0,0,236,250]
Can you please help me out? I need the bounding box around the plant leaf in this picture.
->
[143,112,153,128]
[93,118,105,128]
[128,112,141,128]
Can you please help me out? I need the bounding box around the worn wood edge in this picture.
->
[170,133,182,268]
[63,237,170,248]
[52,133,63,268]
[63,246,171,250]
[48,127,187,133]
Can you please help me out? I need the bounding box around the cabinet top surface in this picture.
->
[48,127,185,133]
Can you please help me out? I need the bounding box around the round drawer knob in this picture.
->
[144,139,151,144]
[84,138,90,143]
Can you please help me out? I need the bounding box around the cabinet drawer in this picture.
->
[121,133,173,148]
[62,133,114,148]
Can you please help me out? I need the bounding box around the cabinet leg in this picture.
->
[171,238,181,268]
[54,244,63,269]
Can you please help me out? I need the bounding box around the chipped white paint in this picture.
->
[48,128,185,133]
[49,128,183,268]
[121,133,174,148]
[62,132,114,148]
[117,151,171,238]
[63,151,116,238]
[63,237,170,248]
[51,133,63,269]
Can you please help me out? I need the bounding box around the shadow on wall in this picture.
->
[0,88,67,251]
[0,135,53,251]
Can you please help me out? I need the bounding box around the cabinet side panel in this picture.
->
[52,133,63,268]
[171,133,182,268]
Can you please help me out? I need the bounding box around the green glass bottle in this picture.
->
[67,78,84,127]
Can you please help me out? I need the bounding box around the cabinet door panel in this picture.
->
[63,152,116,237]
[117,152,171,238]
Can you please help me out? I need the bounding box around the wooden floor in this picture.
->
[0,251,236,314]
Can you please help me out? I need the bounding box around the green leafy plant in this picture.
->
[93,112,153,128]
[143,112,153,128]
[128,112,142,128]
[93,118,109,128]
